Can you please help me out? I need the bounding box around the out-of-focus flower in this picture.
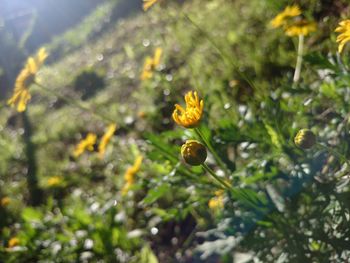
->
[208,190,224,210]
[47,176,64,187]
[1,197,10,207]
[143,0,159,11]
[138,111,147,118]
[181,140,207,166]
[121,155,143,195]
[172,91,204,128]
[270,5,316,38]
[73,133,97,158]
[8,237,20,248]
[294,129,316,149]
[98,124,117,158]
[335,19,350,53]
[140,48,163,80]
[285,20,316,36]
[270,5,301,28]
[7,48,48,112]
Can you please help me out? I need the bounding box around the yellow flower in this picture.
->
[285,20,316,36]
[208,190,224,210]
[143,0,159,11]
[8,237,20,248]
[98,124,117,158]
[140,47,163,80]
[47,176,63,187]
[335,19,350,53]
[7,48,48,112]
[270,5,301,28]
[181,140,207,166]
[73,133,97,158]
[172,91,204,128]
[121,155,143,195]
[1,197,10,207]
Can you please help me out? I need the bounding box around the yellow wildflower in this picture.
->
[143,0,159,11]
[1,197,10,207]
[7,48,48,112]
[140,47,163,80]
[73,133,97,158]
[285,20,316,36]
[121,155,143,195]
[172,91,204,128]
[335,19,350,53]
[8,237,20,248]
[208,190,224,210]
[270,5,301,28]
[47,176,63,187]
[98,123,117,158]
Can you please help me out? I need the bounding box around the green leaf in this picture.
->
[264,123,282,149]
[22,207,43,222]
[140,245,159,263]
[142,184,171,205]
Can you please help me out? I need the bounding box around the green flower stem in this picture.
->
[202,163,231,190]
[317,142,350,169]
[293,34,304,84]
[34,81,117,124]
[194,127,230,175]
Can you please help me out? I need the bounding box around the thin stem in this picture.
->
[194,127,230,175]
[202,163,231,190]
[293,34,304,84]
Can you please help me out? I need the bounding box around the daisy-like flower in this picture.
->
[140,47,163,80]
[73,133,97,158]
[208,190,224,210]
[270,5,301,28]
[7,48,48,112]
[98,123,117,158]
[172,91,204,128]
[335,19,350,53]
[121,155,143,196]
[143,0,159,11]
[285,20,317,36]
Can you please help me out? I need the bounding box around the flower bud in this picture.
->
[294,129,316,149]
[181,140,207,166]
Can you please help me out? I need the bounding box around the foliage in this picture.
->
[1,0,350,262]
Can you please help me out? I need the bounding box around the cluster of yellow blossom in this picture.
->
[270,5,316,37]
[73,124,117,158]
[121,155,143,195]
[140,48,163,80]
[7,48,48,112]
[143,0,159,11]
